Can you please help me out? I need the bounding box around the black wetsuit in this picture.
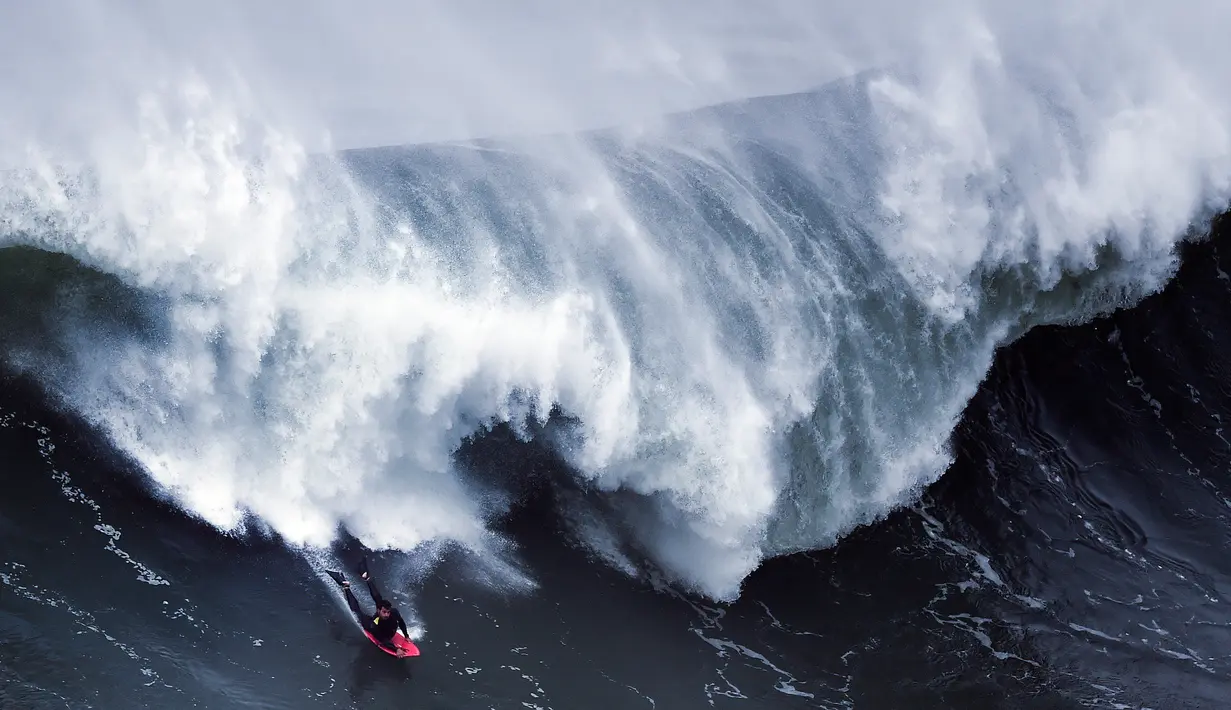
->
[344,578,409,647]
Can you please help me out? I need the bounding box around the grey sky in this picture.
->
[0,0,917,149]
[1,1,1228,151]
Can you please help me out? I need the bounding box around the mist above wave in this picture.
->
[1,0,1230,600]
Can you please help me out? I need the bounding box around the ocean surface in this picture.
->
[4,5,1231,707]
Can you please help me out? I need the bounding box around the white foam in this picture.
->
[869,4,1231,320]
[1,0,1230,601]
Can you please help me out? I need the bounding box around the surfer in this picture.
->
[327,558,412,657]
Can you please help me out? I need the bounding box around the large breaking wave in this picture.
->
[1,0,1230,599]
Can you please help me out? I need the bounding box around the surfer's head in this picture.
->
[377,600,393,618]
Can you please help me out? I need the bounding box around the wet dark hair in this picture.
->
[377,600,393,611]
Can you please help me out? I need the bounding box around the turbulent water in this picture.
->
[3,2,1231,708]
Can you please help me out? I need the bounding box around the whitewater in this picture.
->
[1,0,1230,601]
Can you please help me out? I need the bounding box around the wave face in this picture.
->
[3,1,1231,599]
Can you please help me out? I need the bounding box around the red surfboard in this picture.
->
[364,629,420,657]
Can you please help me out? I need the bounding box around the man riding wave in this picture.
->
[327,557,412,657]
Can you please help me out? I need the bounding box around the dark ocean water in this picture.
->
[3,224,1230,709]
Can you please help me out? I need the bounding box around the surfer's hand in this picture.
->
[396,649,407,658]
